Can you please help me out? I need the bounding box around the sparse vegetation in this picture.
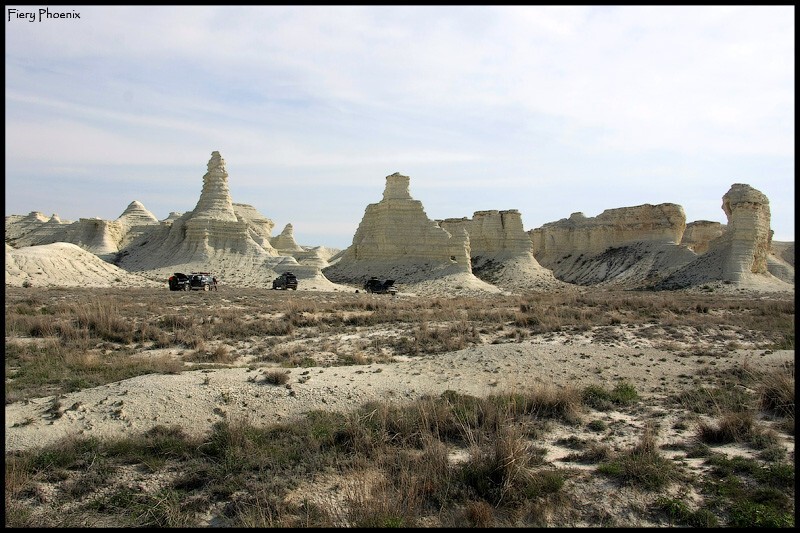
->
[4,286,794,526]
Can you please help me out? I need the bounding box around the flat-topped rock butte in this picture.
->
[5,151,793,294]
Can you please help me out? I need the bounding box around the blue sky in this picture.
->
[5,5,794,249]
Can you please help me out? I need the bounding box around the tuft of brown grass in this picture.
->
[697,411,758,444]
[758,364,795,419]
[262,369,291,386]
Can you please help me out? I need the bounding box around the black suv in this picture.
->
[189,272,215,291]
[364,277,397,295]
[272,271,298,290]
[168,273,192,291]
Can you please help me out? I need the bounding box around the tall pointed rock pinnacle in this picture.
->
[191,151,238,222]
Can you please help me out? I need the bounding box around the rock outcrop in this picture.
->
[323,173,481,286]
[5,242,161,288]
[5,158,793,295]
[7,213,67,248]
[441,210,532,257]
[439,210,563,291]
[5,151,346,290]
[115,201,161,250]
[114,152,280,269]
[271,223,304,253]
[656,184,791,290]
[5,212,58,243]
[527,203,696,287]
[106,151,343,289]
[530,203,686,269]
[681,221,725,255]
[719,184,771,280]
[6,202,160,259]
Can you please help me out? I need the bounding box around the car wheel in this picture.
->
[185,285,191,291]
[203,284,210,291]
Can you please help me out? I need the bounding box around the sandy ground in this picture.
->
[5,337,793,453]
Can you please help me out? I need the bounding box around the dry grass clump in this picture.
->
[758,364,795,419]
[697,411,758,444]
[262,369,291,386]
[5,287,794,403]
[6,366,795,528]
[183,344,238,364]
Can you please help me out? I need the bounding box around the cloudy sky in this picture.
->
[5,5,794,249]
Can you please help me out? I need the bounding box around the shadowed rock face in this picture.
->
[681,221,725,255]
[529,203,686,269]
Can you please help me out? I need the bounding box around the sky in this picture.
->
[5,5,795,249]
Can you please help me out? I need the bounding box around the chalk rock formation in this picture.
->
[767,240,795,284]
[271,223,304,253]
[324,172,485,286]
[5,242,161,288]
[441,210,532,256]
[719,184,771,280]
[5,201,161,259]
[68,218,125,257]
[681,221,725,255]
[5,212,55,243]
[163,212,184,224]
[233,203,275,240]
[528,203,701,288]
[6,213,124,259]
[190,151,238,223]
[656,184,791,290]
[530,203,686,270]
[163,151,271,257]
[117,201,159,226]
[7,213,69,248]
[439,210,562,290]
[115,201,161,249]
[4,151,346,289]
[116,151,280,270]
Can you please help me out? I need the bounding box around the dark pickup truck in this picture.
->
[364,277,398,295]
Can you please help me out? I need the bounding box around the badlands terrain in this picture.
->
[5,151,794,526]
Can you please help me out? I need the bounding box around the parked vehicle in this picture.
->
[364,277,397,295]
[272,271,298,290]
[188,272,215,291]
[168,272,192,291]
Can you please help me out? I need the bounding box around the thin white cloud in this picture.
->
[4,5,794,247]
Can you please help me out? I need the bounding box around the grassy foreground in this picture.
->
[5,286,795,527]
